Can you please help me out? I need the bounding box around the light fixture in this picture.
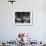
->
[8,0,16,4]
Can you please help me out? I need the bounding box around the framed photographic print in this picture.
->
[14,10,33,26]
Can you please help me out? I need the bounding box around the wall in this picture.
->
[0,0,46,41]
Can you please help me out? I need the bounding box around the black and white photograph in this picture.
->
[15,11,32,26]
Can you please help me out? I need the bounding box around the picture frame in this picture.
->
[14,10,33,26]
